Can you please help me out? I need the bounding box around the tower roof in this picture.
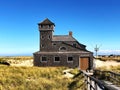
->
[38,18,55,25]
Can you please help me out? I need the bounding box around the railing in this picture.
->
[94,70,120,86]
[81,70,113,90]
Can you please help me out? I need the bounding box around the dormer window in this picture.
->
[59,47,66,51]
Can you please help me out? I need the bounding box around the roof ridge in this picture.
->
[52,35,76,41]
[38,18,55,25]
[62,42,87,51]
[53,35,69,37]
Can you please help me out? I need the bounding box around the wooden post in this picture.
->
[94,81,97,90]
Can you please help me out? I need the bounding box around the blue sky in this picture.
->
[0,0,120,56]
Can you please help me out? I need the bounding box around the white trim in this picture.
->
[59,46,66,51]
[41,35,44,39]
[41,44,44,48]
[37,51,89,54]
[78,56,81,70]
[48,35,51,39]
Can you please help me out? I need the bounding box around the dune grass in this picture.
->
[0,66,71,90]
[0,65,85,90]
[0,56,85,90]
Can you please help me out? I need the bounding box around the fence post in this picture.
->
[94,81,97,90]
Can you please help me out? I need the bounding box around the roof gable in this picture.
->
[62,42,88,51]
[38,18,55,25]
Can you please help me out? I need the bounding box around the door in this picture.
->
[80,57,89,70]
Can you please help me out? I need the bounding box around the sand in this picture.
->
[94,59,120,69]
[9,59,33,67]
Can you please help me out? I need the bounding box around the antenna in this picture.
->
[94,44,101,58]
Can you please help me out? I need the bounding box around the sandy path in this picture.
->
[94,59,120,69]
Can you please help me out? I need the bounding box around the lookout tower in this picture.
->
[38,18,55,51]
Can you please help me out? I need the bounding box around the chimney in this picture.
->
[69,31,72,36]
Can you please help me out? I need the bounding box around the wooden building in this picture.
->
[33,18,93,70]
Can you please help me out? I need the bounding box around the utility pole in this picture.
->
[94,44,101,58]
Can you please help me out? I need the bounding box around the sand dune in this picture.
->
[9,59,33,67]
[7,59,120,68]
[94,59,120,69]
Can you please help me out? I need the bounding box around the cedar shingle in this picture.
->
[52,35,76,41]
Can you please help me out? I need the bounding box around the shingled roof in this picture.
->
[38,18,55,25]
[52,35,76,41]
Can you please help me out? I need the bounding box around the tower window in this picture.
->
[49,25,51,28]
[41,35,44,39]
[48,35,51,39]
[41,57,47,62]
[41,44,44,48]
[54,57,60,62]
[40,25,43,28]
[68,57,73,62]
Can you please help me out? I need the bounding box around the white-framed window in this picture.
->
[48,35,51,39]
[41,35,44,39]
[41,44,44,48]
[54,57,60,62]
[41,56,47,62]
[67,56,73,62]
[52,43,56,46]
[59,47,66,51]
